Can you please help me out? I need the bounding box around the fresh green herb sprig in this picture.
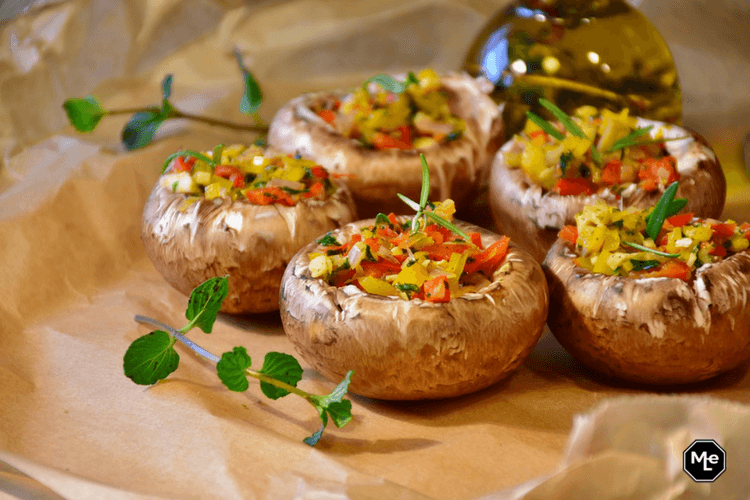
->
[525,98,688,166]
[395,154,471,242]
[362,72,418,94]
[124,276,353,446]
[644,181,686,241]
[63,51,267,151]
[623,242,680,258]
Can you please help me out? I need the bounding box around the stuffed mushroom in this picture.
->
[268,69,504,218]
[489,101,726,263]
[141,143,357,314]
[543,190,750,384]
[279,199,548,400]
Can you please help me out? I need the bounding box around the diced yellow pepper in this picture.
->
[358,276,400,297]
[193,171,212,186]
[730,235,749,252]
[562,135,592,159]
[204,182,224,200]
[417,68,441,92]
[309,255,333,278]
[434,199,456,220]
[394,262,431,288]
[521,141,545,180]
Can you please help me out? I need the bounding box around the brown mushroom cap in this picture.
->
[489,121,727,263]
[279,217,549,400]
[543,239,750,384]
[141,181,356,314]
[267,72,504,218]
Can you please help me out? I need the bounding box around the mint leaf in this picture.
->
[122,109,165,150]
[258,352,303,400]
[184,276,228,333]
[325,400,354,428]
[304,371,354,446]
[217,347,252,392]
[63,96,106,132]
[162,74,173,100]
[123,330,179,385]
[404,71,419,87]
[364,74,406,94]
[236,50,262,115]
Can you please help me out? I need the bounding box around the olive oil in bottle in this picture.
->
[463,0,682,136]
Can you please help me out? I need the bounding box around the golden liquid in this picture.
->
[463,0,682,136]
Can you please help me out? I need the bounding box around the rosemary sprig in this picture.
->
[623,241,680,258]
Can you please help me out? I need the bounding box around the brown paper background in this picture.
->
[1,1,749,499]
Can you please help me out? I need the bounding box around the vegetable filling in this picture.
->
[309,69,466,150]
[506,101,686,196]
[160,143,337,207]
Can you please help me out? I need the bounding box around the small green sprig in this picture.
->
[362,71,418,94]
[124,276,353,446]
[63,51,267,150]
[623,241,680,258]
[395,153,471,242]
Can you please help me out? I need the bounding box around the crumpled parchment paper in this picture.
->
[1,1,749,499]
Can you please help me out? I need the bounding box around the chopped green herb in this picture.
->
[629,259,660,271]
[394,283,420,293]
[623,241,680,258]
[316,233,340,246]
[559,151,574,175]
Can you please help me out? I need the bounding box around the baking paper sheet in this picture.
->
[1,0,749,498]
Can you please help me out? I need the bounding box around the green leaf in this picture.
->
[326,400,353,428]
[122,109,166,150]
[63,96,106,132]
[418,154,431,210]
[217,347,252,392]
[645,181,680,241]
[364,74,406,94]
[538,98,585,138]
[123,330,179,385]
[404,71,419,86]
[304,370,354,446]
[162,74,173,100]
[258,352,304,400]
[589,143,603,165]
[397,193,421,212]
[236,50,263,115]
[525,111,564,141]
[316,233,340,246]
[184,276,229,333]
[665,198,688,218]
[212,144,225,165]
[623,241,680,258]
[606,126,653,153]
[375,213,391,226]
[559,151,574,176]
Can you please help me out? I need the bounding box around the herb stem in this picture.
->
[245,369,315,401]
[134,315,221,364]
[104,107,269,133]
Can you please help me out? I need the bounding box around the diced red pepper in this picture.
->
[601,160,622,186]
[317,109,336,125]
[331,269,356,288]
[528,130,548,140]
[470,232,483,249]
[553,178,595,196]
[665,213,693,228]
[360,260,402,279]
[638,156,679,191]
[376,226,399,240]
[244,186,295,206]
[558,225,578,245]
[387,212,399,226]
[397,125,412,145]
[363,237,380,253]
[310,166,328,179]
[303,182,324,198]
[423,275,450,303]
[372,132,412,150]
[170,156,196,173]
[711,222,736,239]
[421,243,471,262]
[740,222,750,239]
[464,235,510,274]
[645,260,690,281]
[215,163,245,188]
